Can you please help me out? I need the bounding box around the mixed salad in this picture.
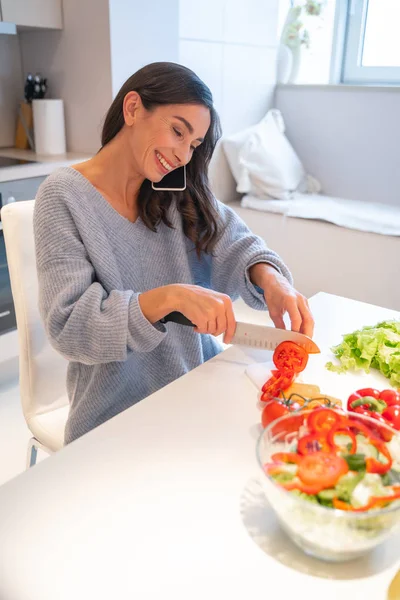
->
[264,408,400,512]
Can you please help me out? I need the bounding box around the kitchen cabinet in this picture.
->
[0,0,62,29]
[0,175,46,208]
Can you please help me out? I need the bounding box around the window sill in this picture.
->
[276,83,400,92]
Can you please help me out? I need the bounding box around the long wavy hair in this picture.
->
[101,62,222,255]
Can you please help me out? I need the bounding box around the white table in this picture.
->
[0,293,399,600]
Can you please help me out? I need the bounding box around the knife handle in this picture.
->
[160,312,195,327]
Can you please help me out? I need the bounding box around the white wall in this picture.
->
[178,0,279,203]
[179,0,279,136]
[109,0,179,97]
[275,84,400,206]
[19,0,113,154]
[0,34,23,147]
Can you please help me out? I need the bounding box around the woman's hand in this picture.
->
[138,284,236,343]
[249,263,314,338]
[173,284,237,343]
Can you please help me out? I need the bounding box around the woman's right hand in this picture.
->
[172,284,236,343]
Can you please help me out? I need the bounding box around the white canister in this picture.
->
[32,99,67,155]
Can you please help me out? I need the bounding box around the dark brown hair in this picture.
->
[101,62,222,255]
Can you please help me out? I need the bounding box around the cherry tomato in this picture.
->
[297,452,349,488]
[380,389,400,407]
[382,405,400,430]
[261,400,301,429]
[307,408,343,434]
[273,341,309,374]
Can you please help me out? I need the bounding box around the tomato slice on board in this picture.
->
[297,452,349,488]
[273,341,309,374]
[307,408,343,434]
[261,370,295,402]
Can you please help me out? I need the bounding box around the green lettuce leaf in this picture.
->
[326,320,400,386]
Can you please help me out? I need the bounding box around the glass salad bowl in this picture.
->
[256,408,400,562]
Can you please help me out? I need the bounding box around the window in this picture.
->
[342,0,400,84]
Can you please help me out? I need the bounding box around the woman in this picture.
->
[34,62,314,444]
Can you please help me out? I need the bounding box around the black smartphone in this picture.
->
[151,165,186,191]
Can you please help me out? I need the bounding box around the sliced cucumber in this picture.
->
[317,488,336,501]
[356,435,380,459]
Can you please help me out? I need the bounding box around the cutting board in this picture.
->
[246,353,396,403]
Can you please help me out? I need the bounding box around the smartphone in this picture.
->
[151,165,186,191]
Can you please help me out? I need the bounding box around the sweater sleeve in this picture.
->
[209,200,293,310]
[33,182,166,366]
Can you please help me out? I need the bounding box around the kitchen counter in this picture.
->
[0,147,92,183]
[0,292,399,600]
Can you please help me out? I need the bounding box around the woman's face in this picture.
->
[123,93,211,182]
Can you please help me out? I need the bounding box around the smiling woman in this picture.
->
[33,62,314,444]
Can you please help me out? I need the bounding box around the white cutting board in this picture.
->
[246,353,396,403]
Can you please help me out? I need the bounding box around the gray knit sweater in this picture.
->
[33,167,292,444]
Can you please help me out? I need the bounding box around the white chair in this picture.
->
[2,200,69,468]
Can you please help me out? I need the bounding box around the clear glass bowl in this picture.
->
[256,409,400,562]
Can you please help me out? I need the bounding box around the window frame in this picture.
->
[340,0,400,85]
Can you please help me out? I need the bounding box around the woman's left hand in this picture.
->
[250,264,314,338]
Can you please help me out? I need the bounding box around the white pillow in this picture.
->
[222,109,320,200]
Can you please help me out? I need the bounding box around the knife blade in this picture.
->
[160,312,320,354]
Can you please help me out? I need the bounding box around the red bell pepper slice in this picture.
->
[307,408,343,434]
[327,425,357,454]
[297,432,332,455]
[270,452,301,464]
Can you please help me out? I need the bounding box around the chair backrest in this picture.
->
[2,200,68,421]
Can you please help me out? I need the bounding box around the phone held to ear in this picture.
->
[151,165,186,191]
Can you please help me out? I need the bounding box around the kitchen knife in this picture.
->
[161,312,320,354]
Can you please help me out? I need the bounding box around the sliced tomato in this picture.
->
[297,452,349,488]
[273,341,309,374]
[297,433,331,455]
[261,369,295,401]
[307,408,343,434]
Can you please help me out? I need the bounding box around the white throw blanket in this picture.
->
[241,193,400,236]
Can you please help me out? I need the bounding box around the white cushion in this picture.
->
[241,192,400,236]
[222,109,320,200]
